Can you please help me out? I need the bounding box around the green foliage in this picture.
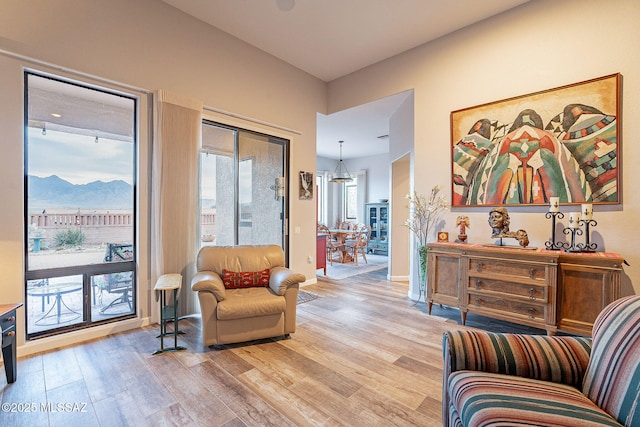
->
[54,228,86,248]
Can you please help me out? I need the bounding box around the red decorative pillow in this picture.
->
[222,268,270,289]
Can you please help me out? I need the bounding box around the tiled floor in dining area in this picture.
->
[321,253,388,280]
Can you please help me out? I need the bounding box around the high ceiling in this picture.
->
[162,0,529,82]
[161,0,530,159]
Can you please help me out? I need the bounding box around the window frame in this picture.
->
[198,120,290,257]
[23,70,139,340]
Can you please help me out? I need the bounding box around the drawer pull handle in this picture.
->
[477,263,484,273]
[475,280,482,290]
[7,316,15,322]
[528,308,536,319]
[477,298,484,305]
[529,268,536,279]
[529,288,536,300]
[7,331,15,337]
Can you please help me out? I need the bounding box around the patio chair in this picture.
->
[96,243,134,313]
[96,272,133,313]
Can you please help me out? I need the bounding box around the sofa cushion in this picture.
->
[582,295,640,426]
[222,268,270,289]
[217,287,286,320]
[449,371,622,426]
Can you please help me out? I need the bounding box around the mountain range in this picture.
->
[28,175,133,210]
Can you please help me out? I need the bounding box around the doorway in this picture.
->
[316,90,414,281]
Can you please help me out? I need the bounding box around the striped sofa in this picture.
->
[442,295,640,426]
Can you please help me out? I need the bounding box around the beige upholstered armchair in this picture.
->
[191,245,305,347]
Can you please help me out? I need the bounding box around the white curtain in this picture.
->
[356,169,367,224]
[152,90,202,316]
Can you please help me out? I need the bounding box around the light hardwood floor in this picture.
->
[0,268,539,426]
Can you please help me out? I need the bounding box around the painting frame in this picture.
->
[450,73,621,208]
[299,171,314,200]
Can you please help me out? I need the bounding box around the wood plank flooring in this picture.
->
[0,268,542,426]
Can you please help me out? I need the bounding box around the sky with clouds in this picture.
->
[28,128,134,185]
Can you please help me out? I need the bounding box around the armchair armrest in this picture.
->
[191,271,226,301]
[443,330,592,388]
[269,266,306,295]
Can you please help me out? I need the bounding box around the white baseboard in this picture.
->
[17,316,152,358]
[301,277,318,287]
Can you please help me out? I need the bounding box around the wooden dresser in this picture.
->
[426,242,624,336]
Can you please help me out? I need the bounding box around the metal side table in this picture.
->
[152,274,185,355]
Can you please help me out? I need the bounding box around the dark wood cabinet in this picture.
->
[427,242,623,336]
[1,303,22,383]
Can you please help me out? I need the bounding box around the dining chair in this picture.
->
[346,224,371,266]
[318,224,344,265]
[344,222,362,242]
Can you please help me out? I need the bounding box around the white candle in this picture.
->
[581,203,593,220]
[569,212,581,228]
[549,197,560,212]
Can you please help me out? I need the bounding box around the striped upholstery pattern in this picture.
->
[582,295,640,426]
[442,295,640,427]
[448,371,623,427]
[443,330,592,386]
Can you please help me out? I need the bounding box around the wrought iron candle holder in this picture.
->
[562,225,584,252]
[546,202,598,252]
[544,211,565,250]
[577,219,598,252]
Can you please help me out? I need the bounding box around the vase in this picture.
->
[418,245,428,302]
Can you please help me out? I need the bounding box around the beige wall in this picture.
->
[0,0,325,354]
[328,0,640,299]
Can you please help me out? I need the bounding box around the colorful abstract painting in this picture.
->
[451,74,620,207]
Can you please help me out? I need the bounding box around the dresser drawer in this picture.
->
[468,293,545,322]
[467,277,548,302]
[1,310,17,348]
[468,258,548,283]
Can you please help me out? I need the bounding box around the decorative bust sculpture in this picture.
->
[487,207,529,247]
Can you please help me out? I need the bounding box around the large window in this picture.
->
[24,72,137,339]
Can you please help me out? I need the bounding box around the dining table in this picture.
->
[327,229,356,263]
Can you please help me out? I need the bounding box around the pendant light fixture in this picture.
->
[329,140,353,183]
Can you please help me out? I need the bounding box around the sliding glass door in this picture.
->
[199,122,288,255]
